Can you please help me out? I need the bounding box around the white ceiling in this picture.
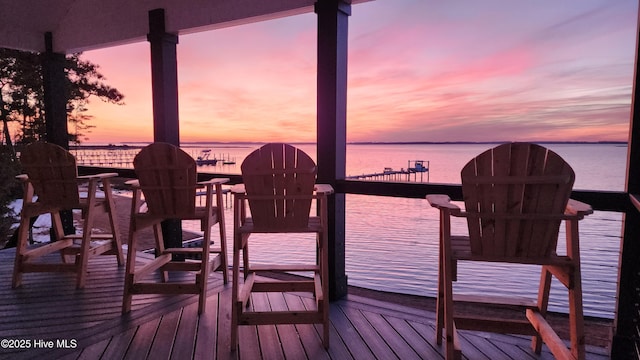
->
[1,0,365,53]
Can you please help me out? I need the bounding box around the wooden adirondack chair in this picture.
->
[122,142,229,314]
[12,142,124,289]
[427,142,593,360]
[230,143,334,349]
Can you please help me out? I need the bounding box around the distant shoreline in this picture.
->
[72,140,628,149]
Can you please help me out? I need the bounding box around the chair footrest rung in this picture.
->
[133,254,172,282]
[250,280,316,293]
[64,234,114,240]
[162,262,203,272]
[165,247,212,254]
[453,294,537,308]
[250,264,318,272]
[129,282,200,295]
[23,239,74,260]
[454,314,537,335]
[526,309,575,359]
[20,263,77,273]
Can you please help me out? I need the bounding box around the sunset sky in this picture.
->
[81,0,638,144]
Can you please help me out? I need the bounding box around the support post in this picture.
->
[42,32,74,236]
[611,5,640,358]
[315,0,350,300]
[148,9,182,252]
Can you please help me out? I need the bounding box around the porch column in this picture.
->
[42,33,69,148]
[315,0,350,300]
[148,8,180,144]
[611,9,640,356]
[147,8,182,251]
[42,32,74,236]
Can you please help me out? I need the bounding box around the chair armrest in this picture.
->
[314,184,334,195]
[631,194,640,212]
[231,184,247,195]
[231,184,246,194]
[197,177,229,186]
[125,179,140,188]
[77,172,119,180]
[565,199,593,216]
[426,194,461,211]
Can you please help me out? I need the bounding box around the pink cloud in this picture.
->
[80,1,636,144]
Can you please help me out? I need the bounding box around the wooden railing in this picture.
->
[79,165,633,215]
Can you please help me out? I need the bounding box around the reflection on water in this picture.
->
[181,193,620,319]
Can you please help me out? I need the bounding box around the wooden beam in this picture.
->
[315,0,351,300]
[147,8,182,252]
[611,3,640,357]
[148,8,180,145]
[42,32,75,236]
[42,32,69,148]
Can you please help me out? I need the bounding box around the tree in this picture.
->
[0,144,20,247]
[0,48,124,245]
[0,48,124,147]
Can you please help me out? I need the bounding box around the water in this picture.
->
[75,142,627,319]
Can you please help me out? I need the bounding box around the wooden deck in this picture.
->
[0,248,610,360]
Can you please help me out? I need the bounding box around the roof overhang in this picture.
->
[1,0,368,54]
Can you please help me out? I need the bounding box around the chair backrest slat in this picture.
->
[241,143,316,229]
[20,142,80,209]
[134,143,197,217]
[461,143,574,259]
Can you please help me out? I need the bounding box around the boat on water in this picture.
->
[195,149,217,166]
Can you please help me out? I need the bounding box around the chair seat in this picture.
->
[133,206,220,229]
[449,236,573,266]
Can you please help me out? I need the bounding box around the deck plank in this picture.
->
[100,326,136,360]
[0,247,611,360]
[287,294,332,360]
[267,292,307,359]
[169,305,197,360]
[77,338,109,360]
[252,293,285,360]
[148,310,180,359]
[362,310,422,360]
[390,317,444,359]
[124,317,160,359]
[340,305,399,359]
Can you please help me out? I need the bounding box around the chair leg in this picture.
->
[436,233,444,345]
[198,223,212,314]
[443,261,459,360]
[50,212,73,264]
[107,208,124,266]
[217,208,228,284]
[569,265,586,360]
[103,179,124,266]
[122,228,138,314]
[567,220,586,360]
[11,216,32,288]
[242,234,250,280]
[532,266,552,354]
[76,210,96,289]
[231,232,242,350]
[440,211,461,360]
[320,232,330,348]
[152,223,169,283]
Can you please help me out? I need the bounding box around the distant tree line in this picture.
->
[0,47,124,246]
